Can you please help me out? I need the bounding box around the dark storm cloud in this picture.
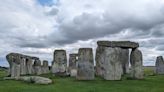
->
[1,0,164,66]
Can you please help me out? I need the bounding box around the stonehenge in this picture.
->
[156,56,164,74]
[51,50,67,76]
[69,54,78,77]
[6,53,50,77]
[5,40,145,81]
[33,59,42,75]
[4,76,52,85]
[96,41,144,80]
[130,48,144,79]
[42,60,50,74]
[76,48,95,80]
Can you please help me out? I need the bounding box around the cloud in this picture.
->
[1,0,164,66]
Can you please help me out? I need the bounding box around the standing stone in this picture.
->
[121,49,129,74]
[130,48,144,79]
[156,56,164,74]
[95,46,104,76]
[69,54,78,77]
[51,50,67,76]
[26,58,34,75]
[96,46,123,80]
[20,57,26,75]
[33,60,42,75]
[6,53,21,78]
[42,60,50,74]
[76,48,94,80]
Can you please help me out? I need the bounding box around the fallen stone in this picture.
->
[4,76,52,85]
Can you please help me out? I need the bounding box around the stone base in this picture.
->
[76,62,94,80]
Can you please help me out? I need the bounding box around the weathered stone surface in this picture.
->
[6,53,21,78]
[42,60,50,74]
[6,53,39,77]
[77,62,94,80]
[121,49,129,74]
[97,41,139,48]
[130,49,144,79]
[33,60,42,75]
[51,50,67,75]
[69,54,78,69]
[156,56,164,74]
[95,46,103,76]
[26,58,34,75]
[20,57,26,75]
[4,76,52,85]
[69,54,78,76]
[70,69,77,77]
[76,48,94,80]
[96,47,123,80]
[78,48,94,63]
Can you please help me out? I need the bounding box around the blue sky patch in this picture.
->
[37,0,58,6]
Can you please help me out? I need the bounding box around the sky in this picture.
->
[0,0,164,67]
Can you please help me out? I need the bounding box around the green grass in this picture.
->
[0,70,164,92]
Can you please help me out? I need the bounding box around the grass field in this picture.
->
[0,70,164,92]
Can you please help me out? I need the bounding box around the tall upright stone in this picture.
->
[33,59,42,75]
[156,56,164,74]
[121,49,129,74]
[76,48,94,80]
[20,57,26,75]
[96,47,123,80]
[69,54,78,77]
[42,60,50,74]
[26,58,34,75]
[51,50,67,76]
[6,53,21,78]
[130,48,144,79]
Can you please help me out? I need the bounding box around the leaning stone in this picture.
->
[97,41,139,48]
[130,48,144,79]
[51,50,67,76]
[156,56,164,74]
[76,48,94,80]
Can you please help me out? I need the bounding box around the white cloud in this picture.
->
[0,0,164,66]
